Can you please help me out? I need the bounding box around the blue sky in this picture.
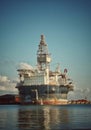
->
[0,0,91,99]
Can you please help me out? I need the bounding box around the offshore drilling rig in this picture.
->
[16,35,74,105]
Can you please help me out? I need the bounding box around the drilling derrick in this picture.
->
[37,35,51,71]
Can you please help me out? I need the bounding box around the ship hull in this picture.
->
[37,99,68,105]
[20,99,68,105]
[16,85,70,105]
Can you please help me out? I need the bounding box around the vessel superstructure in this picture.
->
[16,35,74,105]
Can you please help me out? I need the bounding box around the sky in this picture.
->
[0,0,91,100]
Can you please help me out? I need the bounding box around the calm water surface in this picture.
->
[0,104,91,130]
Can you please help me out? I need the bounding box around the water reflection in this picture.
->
[0,105,91,130]
[18,105,69,130]
[18,106,44,129]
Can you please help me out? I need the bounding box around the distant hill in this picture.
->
[0,94,20,104]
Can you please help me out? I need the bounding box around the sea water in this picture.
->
[0,104,91,130]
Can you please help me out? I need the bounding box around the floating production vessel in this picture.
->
[16,35,74,105]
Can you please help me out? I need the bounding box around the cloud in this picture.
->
[68,86,91,100]
[17,62,34,70]
[0,85,6,91]
[74,86,91,94]
[0,75,18,95]
[0,75,10,82]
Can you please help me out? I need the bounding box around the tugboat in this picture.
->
[16,35,74,105]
